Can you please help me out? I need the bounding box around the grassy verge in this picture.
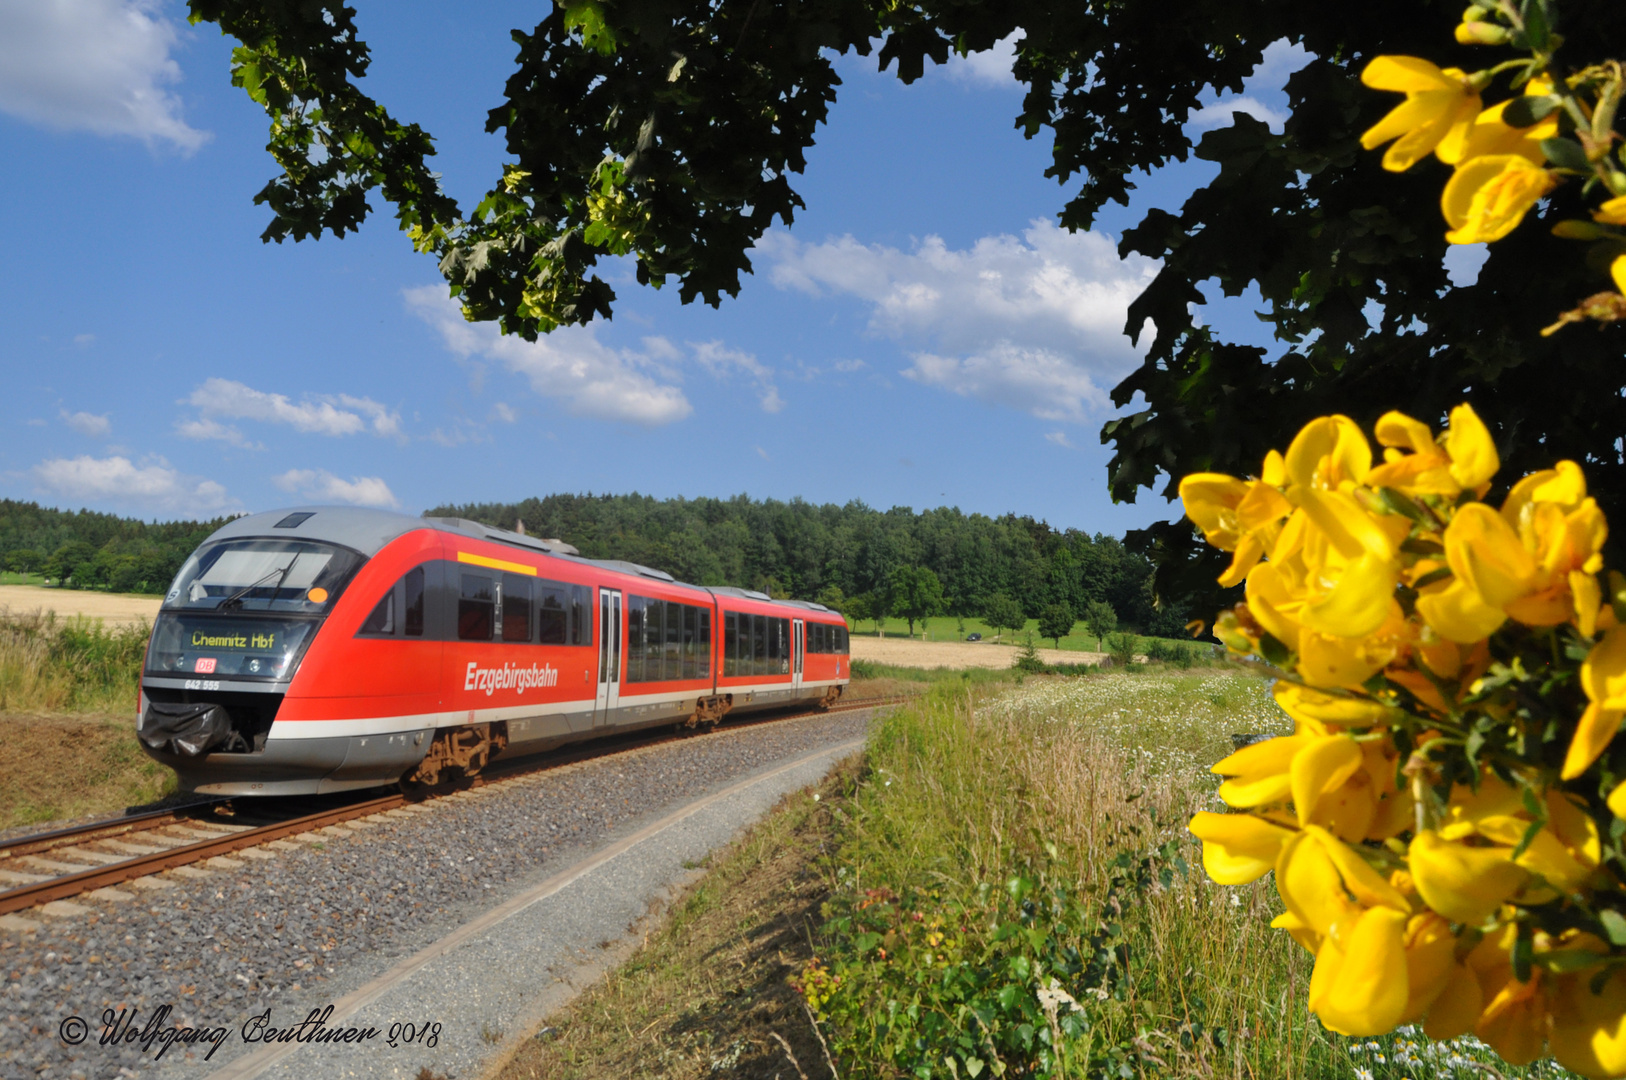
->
[809,676,1579,1079]
[494,759,862,1080]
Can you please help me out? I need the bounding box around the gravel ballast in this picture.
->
[0,708,880,1080]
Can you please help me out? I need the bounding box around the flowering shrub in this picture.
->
[1182,404,1626,1076]
[1359,0,1626,332]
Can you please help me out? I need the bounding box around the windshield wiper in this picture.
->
[217,552,301,611]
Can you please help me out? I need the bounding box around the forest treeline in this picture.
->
[0,500,232,595]
[429,494,1189,636]
[0,494,1189,636]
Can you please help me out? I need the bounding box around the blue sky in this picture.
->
[0,1,1310,536]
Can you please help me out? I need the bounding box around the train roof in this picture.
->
[205,508,838,615]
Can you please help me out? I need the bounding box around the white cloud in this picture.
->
[177,378,404,443]
[173,416,262,449]
[1185,39,1310,135]
[943,32,1022,88]
[1187,96,1287,132]
[690,340,784,413]
[0,0,208,151]
[61,410,110,438]
[1044,431,1073,448]
[273,469,399,509]
[406,287,693,427]
[72,333,95,347]
[756,220,1157,422]
[491,402,518,424]
[34,454,230,512]
[754,445,770,460]
[834,359,867,373]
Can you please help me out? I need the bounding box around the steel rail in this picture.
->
[0,694,910,918]
[0,799,230,861]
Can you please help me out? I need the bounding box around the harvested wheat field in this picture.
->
[849,634,1103,670]
[0,585,160,626]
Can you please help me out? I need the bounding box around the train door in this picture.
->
[595,589,622,726]
[792,619,804,692]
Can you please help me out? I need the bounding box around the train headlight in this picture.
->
[248,659,261,673]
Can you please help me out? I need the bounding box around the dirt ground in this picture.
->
[850,634,1105,670]
[0,584,159,625]
[0,713,177,833]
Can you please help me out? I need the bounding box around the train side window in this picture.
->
[571,585,593,645]
[751,615,767,677]
[404,567,425,637]
[837,625,849,654]
[501,573,532,642]
[699,609,711,679]
[538,583,568,644]
[360,590,395,635]
[458,573,495,641]
[664,601,682,680]
[724,613,737,677]
[681,604,697,680]
[648,598,664,682]
[625,596,645,682]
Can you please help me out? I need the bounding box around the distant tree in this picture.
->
[867,589,892,636]
[843,592,871,632]
[887,566,944,638]
[1037,604,1076,650]
[5,549,40,575]
[45,541,96,587]
[815,584,846,613]
[1082,600,1118,651]
[982,594,1025,642]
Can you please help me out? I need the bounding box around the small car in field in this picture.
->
[965,632,982,641]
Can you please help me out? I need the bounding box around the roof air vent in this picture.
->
[274,512,315,529]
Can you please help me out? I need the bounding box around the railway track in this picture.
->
[0,694,909,919]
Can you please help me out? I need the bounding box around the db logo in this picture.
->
[194,658,218,674]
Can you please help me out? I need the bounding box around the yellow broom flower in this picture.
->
[1442,154,1558,243]
[1360,56,1482,171]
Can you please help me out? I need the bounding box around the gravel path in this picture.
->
[0,709,879,1080]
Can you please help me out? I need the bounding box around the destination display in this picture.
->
[146,614,321,681]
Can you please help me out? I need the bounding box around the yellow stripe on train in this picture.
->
[456,551,539,576]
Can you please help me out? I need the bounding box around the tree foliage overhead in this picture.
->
[191,0,1626,618]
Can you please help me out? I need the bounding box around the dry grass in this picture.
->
[0,608,148,715]
[822,674,1326,1077]
[0,714,177,831]
[493,760,860,1080]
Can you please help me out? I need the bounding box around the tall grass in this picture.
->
[814,674,1578,1078]
[0,609,147,714]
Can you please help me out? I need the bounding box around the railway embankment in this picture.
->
[0,706,882,1080]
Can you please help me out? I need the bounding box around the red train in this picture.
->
[136,508,850,795]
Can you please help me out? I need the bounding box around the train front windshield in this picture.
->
[146,539,364,681]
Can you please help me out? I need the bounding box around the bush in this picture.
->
[1106,632,1137,668]
[0,610,147,713]
[1012,638,1046,673]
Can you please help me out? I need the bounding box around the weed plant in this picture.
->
[808,674,1580,1078]
[0,609,147,714]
